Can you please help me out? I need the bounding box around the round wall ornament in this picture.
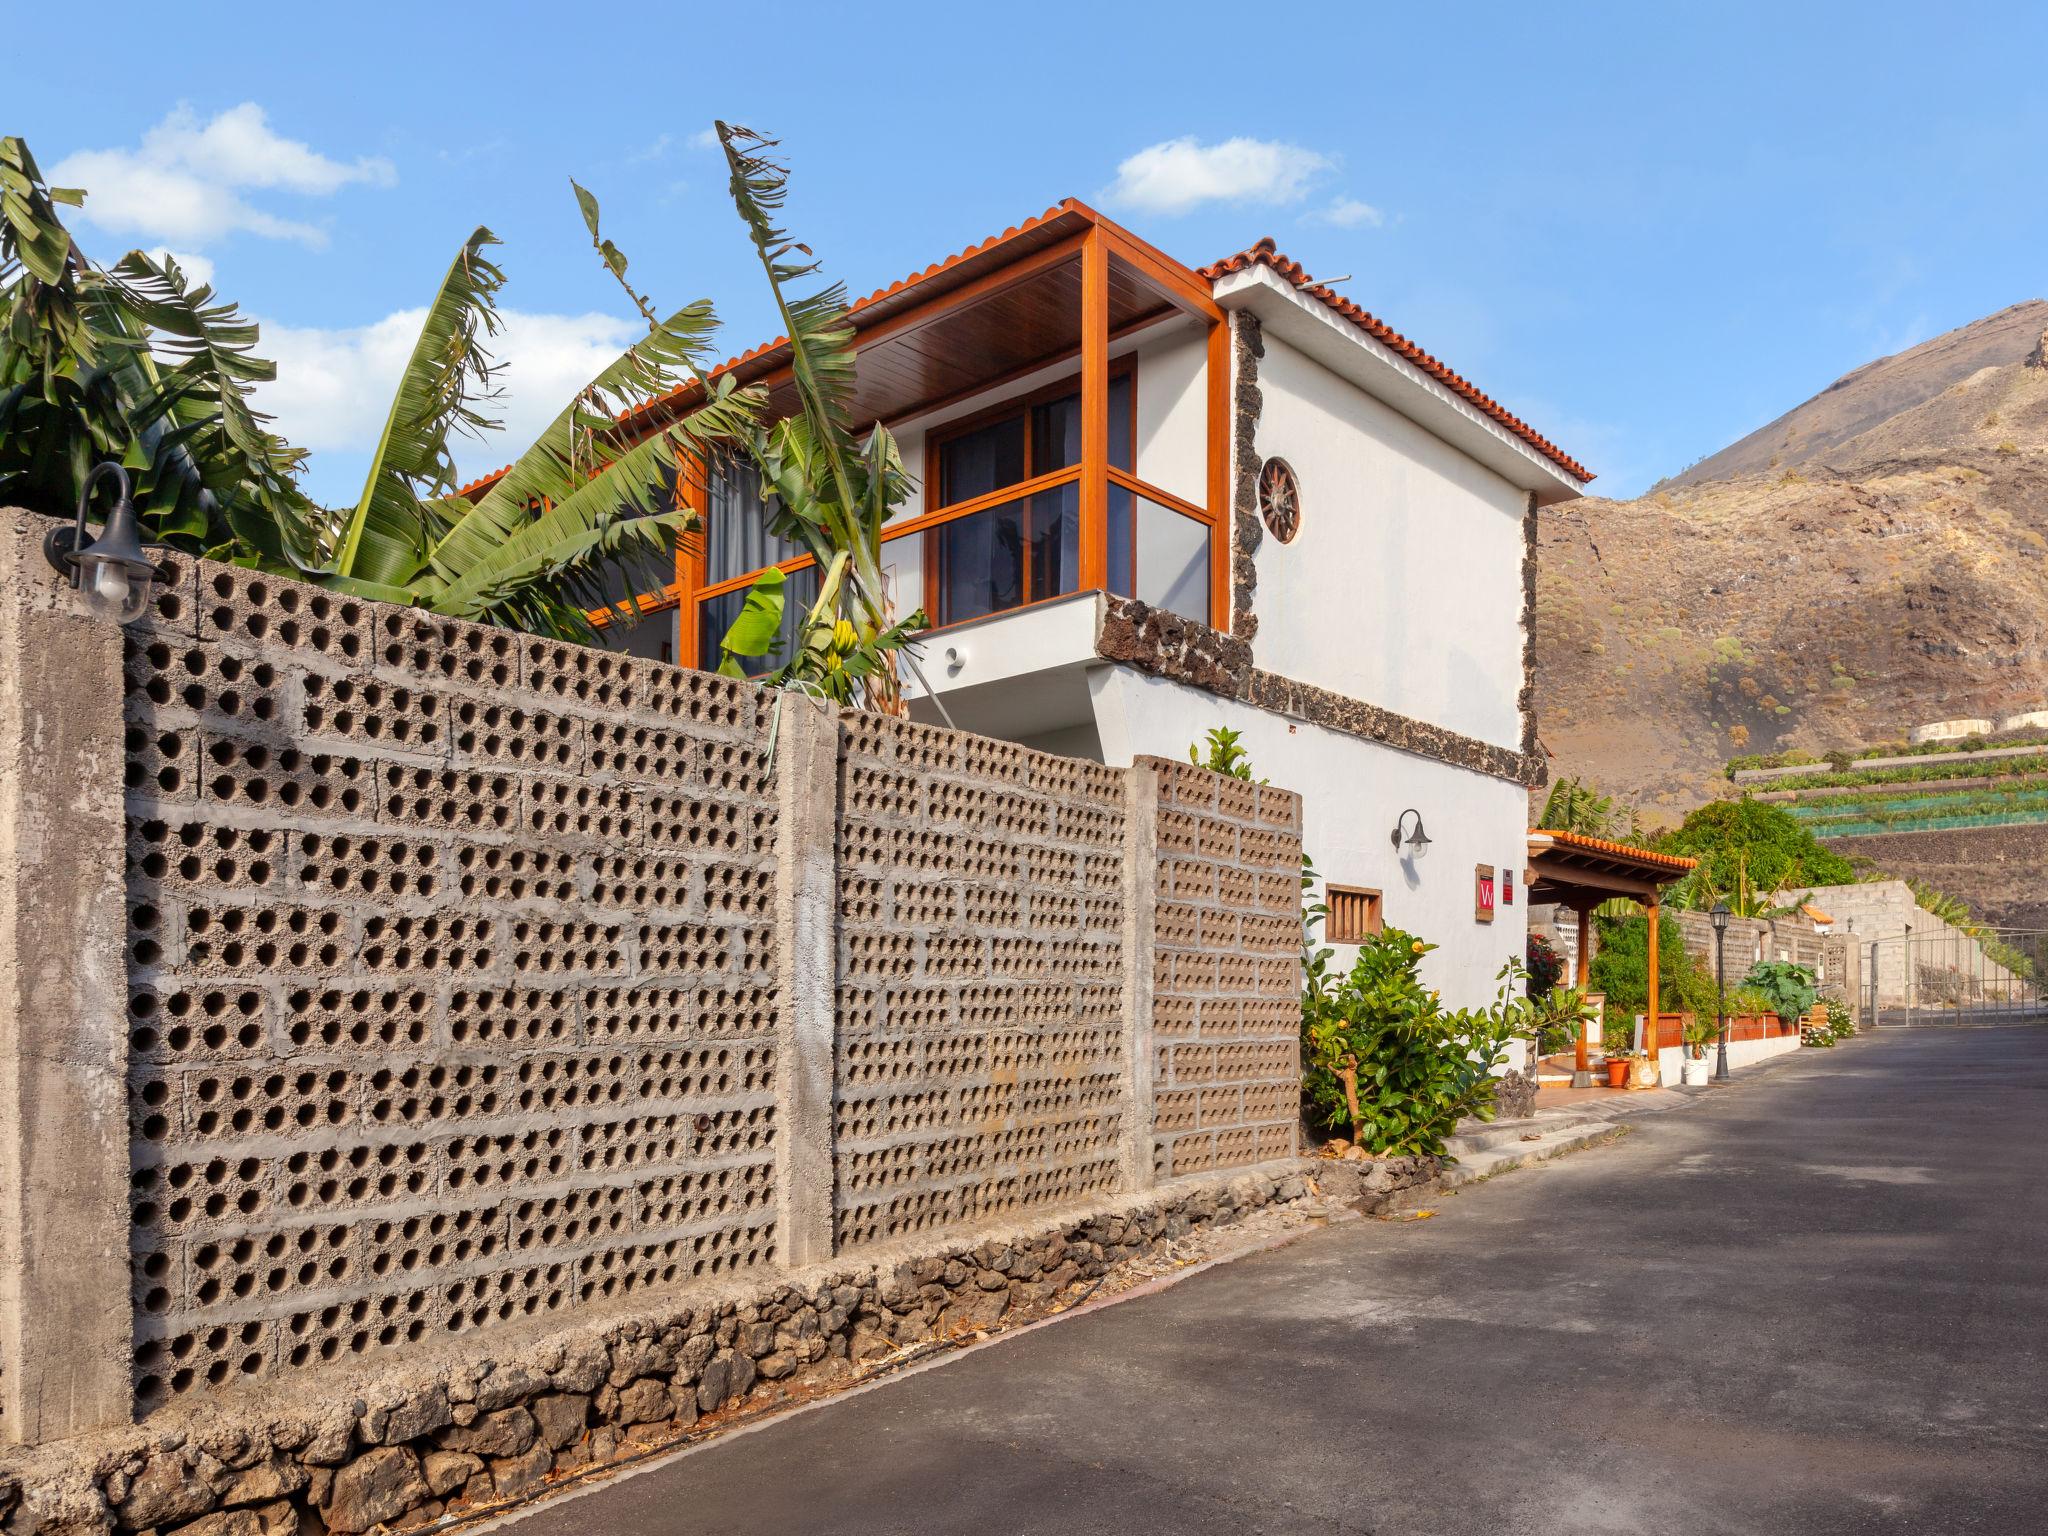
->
[1258,457,1300,543]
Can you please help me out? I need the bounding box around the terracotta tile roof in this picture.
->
[1529,828,1698,872]
[455,202,1091,500]
[1201,238,1593,483]
[456,207,1590,498]
[1800,902,1835,924]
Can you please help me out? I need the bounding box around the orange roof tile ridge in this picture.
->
[1200,241,1593,483]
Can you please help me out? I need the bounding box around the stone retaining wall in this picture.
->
[0,1167,1315,1535]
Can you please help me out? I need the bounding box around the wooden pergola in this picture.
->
[1527,830,1699,1087]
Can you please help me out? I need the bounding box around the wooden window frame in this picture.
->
[589,278,1232,662]
[923,361,1138,622]
[1325,884,1383,945]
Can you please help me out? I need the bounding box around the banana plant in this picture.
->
[576,132,930,704]
[0,135,312,552]
[701,123,929,707]
[300,225,761,640]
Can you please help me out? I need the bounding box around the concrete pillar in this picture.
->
[1572,904,1594,1087]
[770,696,840,1268]
[0,511,135,1442]
[1118,762,1160,1194]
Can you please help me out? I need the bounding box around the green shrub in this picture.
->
[1725,984,1776,1018]
[1589,910,1718,1021]
[1188,726,1260,782]
[1658,800,1856,898]
[1300,927,1523,1158]
[1744,960,1819,1021]
[1529,985,1593,1054]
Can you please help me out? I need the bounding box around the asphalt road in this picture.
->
[500,1027,2048,1536]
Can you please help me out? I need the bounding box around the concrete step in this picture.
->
[1439,1119,1621,1187]
[1444,1118,1551,1155]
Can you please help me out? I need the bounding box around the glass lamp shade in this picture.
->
[1392,810,1431,861]
[76,550,155,622]
[1710,902,1730,933]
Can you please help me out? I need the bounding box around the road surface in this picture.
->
[501,1026,2048,1535]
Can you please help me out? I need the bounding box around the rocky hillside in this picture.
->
[1535,304,2048,820]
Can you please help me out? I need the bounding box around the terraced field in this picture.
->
[1736,739,2048,839]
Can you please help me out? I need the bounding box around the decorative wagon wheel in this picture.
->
[1258,457,1301,543]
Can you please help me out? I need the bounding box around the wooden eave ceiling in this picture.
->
[738,216,1177,427]
[1527,847,1672,904]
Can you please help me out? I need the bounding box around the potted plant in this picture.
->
[1600,1017,1635,1087]
[1743,960,1819,1030]
[1681,1013,1717,1084]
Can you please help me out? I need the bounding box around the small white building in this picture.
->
[568,202,1592,1013]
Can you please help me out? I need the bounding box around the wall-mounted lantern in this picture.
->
[43,463,163,623]
[1390,808,1431,861]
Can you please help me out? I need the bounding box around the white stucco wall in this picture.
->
[1656,1032,1801,1084]
[1248,333,1528,750]
[1133,322,1208,508]
[1089,666,1530,1029]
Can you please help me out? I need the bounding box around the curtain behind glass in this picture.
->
[705,458,805,586]
[937,415,1025,506]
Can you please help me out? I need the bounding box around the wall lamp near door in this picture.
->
[1390,808,1432,861]
[43,463,165,623]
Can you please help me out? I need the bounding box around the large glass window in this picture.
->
[1133,490,1210,626]
[930,373,1130,627]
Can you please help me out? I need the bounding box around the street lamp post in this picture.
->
[1711,902,1732,1084]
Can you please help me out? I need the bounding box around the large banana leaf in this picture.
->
[713,123,908,705]
[2,140,315,551]
[338,227,504,584]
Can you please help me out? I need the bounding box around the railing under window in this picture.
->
[689,467,1213,676]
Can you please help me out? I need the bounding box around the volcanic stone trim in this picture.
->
[1518,491,1540,760]
[1244,672,1545,787]
[1228,312,1266,643]
[0,1167,1315,1536]
[1098,593,1253,696]
[1097,595,1545,788]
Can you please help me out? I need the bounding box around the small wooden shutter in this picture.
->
[1326,885,1383,943]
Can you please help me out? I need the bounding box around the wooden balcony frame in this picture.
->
[587,207,1231,668]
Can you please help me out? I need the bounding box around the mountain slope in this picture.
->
[1665,300,2048,487]
[1535,307,2048,819]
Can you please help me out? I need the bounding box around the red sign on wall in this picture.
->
[1475,863,1496,923]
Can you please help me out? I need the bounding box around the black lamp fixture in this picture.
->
[1389,808,1431,861]
[43,463,162,624]
[1710,900,1732,1084]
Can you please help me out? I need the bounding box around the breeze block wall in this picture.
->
[0,508,1307,1454]
[1146,759,1301,1178]
[119,560,786,1416]
[833,715,1130,1253]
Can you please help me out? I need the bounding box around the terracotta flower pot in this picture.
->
[1605,1059,1631,1088]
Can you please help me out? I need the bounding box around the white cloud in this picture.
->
[256,307,642,479]
[687,128,722,150]
[629,133,674,163]
[1307,196,1384,229]
[52,103,395,251]
[1101,136,1332,216]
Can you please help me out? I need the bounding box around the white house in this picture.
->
[510,201,1592,1015]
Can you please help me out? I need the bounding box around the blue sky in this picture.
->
[12,0,2047,504]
